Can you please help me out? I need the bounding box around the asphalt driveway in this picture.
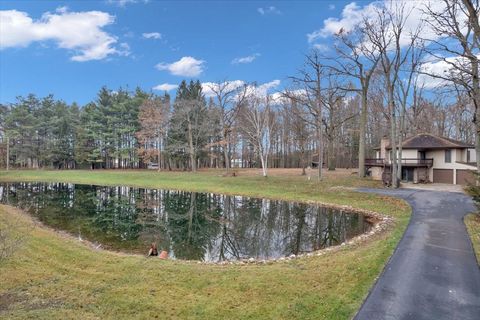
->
[354,188,480,320]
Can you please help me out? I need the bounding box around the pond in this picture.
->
[0,182,373,262]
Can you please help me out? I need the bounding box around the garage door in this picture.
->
[433,169,454,184]
[456,169,475,185]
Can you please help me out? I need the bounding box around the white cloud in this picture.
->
[307,2,376,42]
[328,4,335,10]
[246,80,281,98]
[313,44,329,52]
[0,9,123,61]
[270,89,307,104]
[270,91,285,103]
[56,6,68,14]
[201,80,245,97]
[257,6,282,15]
[417,59,454,89]
[153,83,178,91]
[156,56,205,77]
[418,54,480,89]
[232,53,260,64]
[259,80,281,92]
[118,43,131,56]
[107,0,149,7]
[124,31,135,38]
[201,80,280,100]
[142,32,161,40]
[308,1,446,47]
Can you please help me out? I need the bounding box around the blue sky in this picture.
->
[0,0,357,105]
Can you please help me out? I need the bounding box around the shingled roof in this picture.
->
[382,133,474,150]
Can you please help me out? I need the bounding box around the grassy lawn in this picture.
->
[0,169,410,319]
[465,213,480,263]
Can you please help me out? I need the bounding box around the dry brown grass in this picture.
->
[199,168,357,178]
[0,169,409,320]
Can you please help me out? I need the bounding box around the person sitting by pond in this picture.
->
[147,243,158,257]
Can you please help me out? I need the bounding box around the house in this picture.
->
[147,163,159,170]
[366,133,476,185]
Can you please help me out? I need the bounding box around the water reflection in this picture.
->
[0,182,371,261]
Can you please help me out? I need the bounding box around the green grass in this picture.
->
[0,169,411,319]
[465,213,480,263]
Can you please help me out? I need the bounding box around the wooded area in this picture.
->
[0,0,478,186]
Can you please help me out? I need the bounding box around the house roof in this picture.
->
[376,133,474,150]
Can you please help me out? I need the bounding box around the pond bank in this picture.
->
[0,182,380,261]
[0,169,410,319]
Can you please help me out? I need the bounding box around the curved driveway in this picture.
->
[355,188,480,320]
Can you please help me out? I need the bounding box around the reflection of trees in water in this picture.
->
[215,195,241,261]
[136,189,170,251]
[218,200,367,259]
[164,191,222,260]
[92,187,141,242]
[0,183,371,261]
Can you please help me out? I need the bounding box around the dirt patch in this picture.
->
[0,292,65,313]
[25,298,66,311]
[0,292,27,312]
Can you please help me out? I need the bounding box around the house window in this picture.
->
[445,150,451,163]
[467,150,471,162]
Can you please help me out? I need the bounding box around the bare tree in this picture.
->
[321,75,355,171]
[288,98,312,175]
[396,39,425,182]
[365,1,419,187]
[207,81,248,173]
[287,50,325,180]
[329,19,381,178]
[239,93,276,177]
[423,0,480,171]
[136,95,170,169]
[169,98,210,172]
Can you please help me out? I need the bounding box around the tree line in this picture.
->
[0,0,478,186]
[0,78,473,175]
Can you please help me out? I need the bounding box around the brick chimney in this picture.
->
[380,137,389,159]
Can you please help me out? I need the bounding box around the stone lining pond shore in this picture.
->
[3,199,394,266]
[200,204,394,266]
[0,170,411,319]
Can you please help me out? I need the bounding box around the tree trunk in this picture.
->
[327,136,335,171]
[259,144,268,177]
[388,89,398,188]
[300,149,306,176]
[473,57,480,176]
[317,124,323,180]
[316,100,323,180]
[187,120,196,172]
[223,134,230,173]
[157,136,161,172]
[358,87,368,177]
[397,102,407,182]
[6,137,9,171]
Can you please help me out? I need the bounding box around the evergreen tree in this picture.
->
[4,95,40,167]
[167,80,210,171]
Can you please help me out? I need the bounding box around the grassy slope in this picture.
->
[465,213,480,263]
[0,169,410,319]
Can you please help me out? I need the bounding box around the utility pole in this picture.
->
[6,136,9,171]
